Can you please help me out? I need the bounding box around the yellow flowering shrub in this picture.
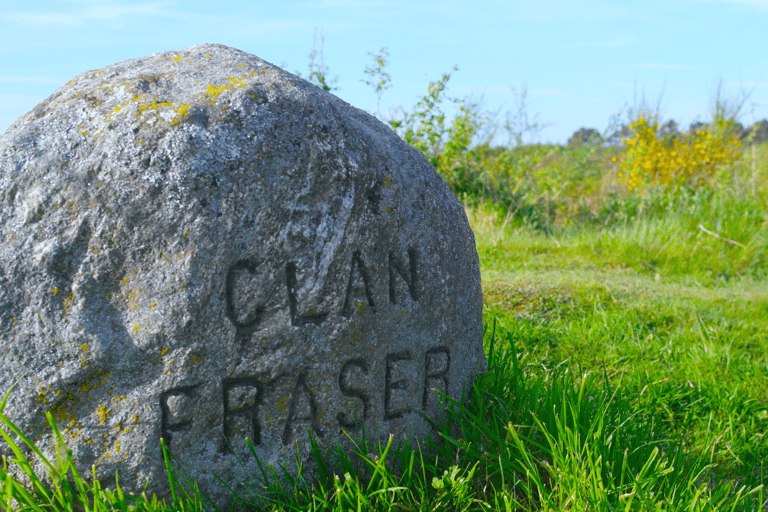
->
[613,116,742,193]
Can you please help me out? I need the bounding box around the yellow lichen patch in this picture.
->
[35,389,49,405]
[204,75,250,101]
[63,294,75,313]
[136,101,173,115]
[103,99,132,122]
[173,56,181,62]
[80,343,89,352]
[276,396,288,412]
[161,348,169,356]
[133,324,140,332]
[52,288,59,295]
[126,288,141,311]
[205,84,229,99]
[134,99,190,126]
[150,302,157,307]
[96,405,109,425]
[50,405,78,424]
[190,356,204,364]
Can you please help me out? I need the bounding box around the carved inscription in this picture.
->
[158,346,452,450]
[423,346,450,410]
[163,246,447,452]
[336,358,370,429]
[286,262,327,326]
[282,370,323,444]
[224,246,419,329]
[222,377,264,450]
[389,247,419,305]
[160,384,200,449]
[384,351,413,420]
[225,260,263,346]
[342,251,376,317]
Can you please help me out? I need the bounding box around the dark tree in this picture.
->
[689,121,709,135]
[604,124,633,147]
[568,127,601,146]
[658,119,679,137]
[731,121,748,141]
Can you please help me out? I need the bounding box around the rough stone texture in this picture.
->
[0,44,484,506]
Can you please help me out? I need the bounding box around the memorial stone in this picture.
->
[0,44,484,507]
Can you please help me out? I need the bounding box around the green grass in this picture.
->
[3,196,768,510]
[3,136,768,510]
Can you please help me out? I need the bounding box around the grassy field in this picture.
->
[3,150,768,510]
[2,67,768,509]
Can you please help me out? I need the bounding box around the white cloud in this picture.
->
[295,0,396,8]
[3,12,76,26]
[0,93,37,104]
[1,1,182,28]
[722,0,768,9]
[698,0,768,10]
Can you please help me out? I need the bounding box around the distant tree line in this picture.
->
[568,119,768,147]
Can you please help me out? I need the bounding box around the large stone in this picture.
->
[0,44,484,506]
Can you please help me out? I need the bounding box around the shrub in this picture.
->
[614,116,743,194]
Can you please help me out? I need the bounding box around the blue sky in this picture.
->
[2,0,767,144]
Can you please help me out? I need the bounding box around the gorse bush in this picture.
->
[360,51,764,241]
[614,116,743,194]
